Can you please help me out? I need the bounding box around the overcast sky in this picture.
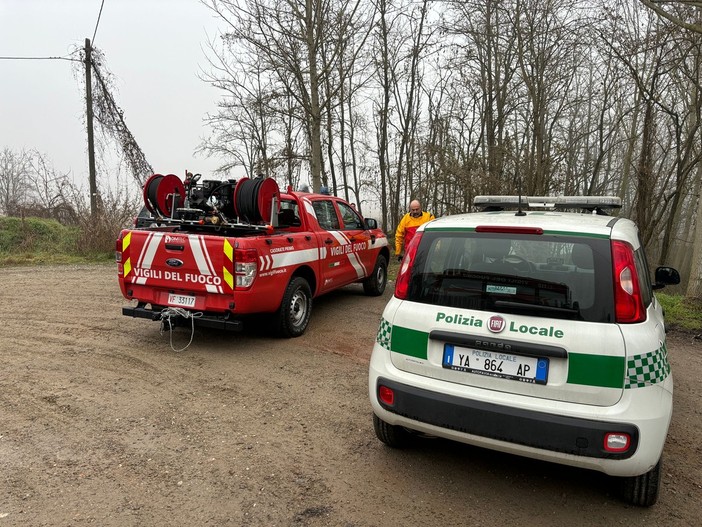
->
[0,0,228,192]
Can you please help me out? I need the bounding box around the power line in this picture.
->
[3,1,107,61]
[92,0,107,45]
[0,55,81,62]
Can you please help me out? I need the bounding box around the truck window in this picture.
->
[278,200,301,227]
[312,200,340,230]
[337,202,364,230]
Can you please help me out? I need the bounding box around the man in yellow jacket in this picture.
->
[395,199,435,262]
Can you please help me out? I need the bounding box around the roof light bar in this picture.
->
[474,195,622,211]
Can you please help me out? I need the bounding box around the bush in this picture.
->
[0,203,140,264]
[0,216,86,265]
[656,293,702,333]
[0,216,80,253]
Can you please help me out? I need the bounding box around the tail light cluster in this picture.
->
[115,232,125,267]
[234,248,258,289]
[394,232,424,299]
[611,240,645,323]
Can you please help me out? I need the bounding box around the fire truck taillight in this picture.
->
[115,236,123,263]
[234,248,258,288]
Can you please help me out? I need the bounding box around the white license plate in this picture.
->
[442,344,548,384]
[167,293,196,308]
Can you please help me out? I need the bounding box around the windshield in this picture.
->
[407,231,614,322]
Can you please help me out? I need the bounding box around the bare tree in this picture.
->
[0,148,32,216]
[444,0,519,193]
[203,0,371,192]
[370,0,395,229]
[638,0,702,34]
[27,153,78,225]
[200,46,279,177]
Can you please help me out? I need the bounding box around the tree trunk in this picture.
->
[686,160,702,299]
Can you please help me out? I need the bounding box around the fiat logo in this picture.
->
[488,315,506,333]
[166,258,184,268]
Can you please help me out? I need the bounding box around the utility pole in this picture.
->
[84,38,98,219]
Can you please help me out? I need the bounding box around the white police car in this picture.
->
[369,196,680,506]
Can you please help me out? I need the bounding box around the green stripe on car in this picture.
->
[390,325,429,359]
[566,353,625,388]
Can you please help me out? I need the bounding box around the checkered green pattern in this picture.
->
[376,318,392,350]
[625,343,670,389]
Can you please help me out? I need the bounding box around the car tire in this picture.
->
[276,277,312,338]
[620,458,662,507]
[373,414,410,448]
[363,255,388,296]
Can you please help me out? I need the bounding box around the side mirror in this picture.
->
[365,218,378,230]
[653,266,680,290]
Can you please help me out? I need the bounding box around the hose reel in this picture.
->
[142,172,279,224]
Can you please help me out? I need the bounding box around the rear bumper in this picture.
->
[122,304,243,332]
[375,376,638,459]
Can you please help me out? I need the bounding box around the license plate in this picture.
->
[167,293,196,308]
[442,344,548,384]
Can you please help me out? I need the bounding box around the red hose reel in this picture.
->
[142,172,279,223]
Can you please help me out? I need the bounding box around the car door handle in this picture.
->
[325,238,334,244]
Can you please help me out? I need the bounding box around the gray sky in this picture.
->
[0,0,228,191]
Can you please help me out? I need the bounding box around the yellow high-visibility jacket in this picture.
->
[395,211,435,254]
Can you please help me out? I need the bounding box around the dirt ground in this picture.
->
[0,263,700,526]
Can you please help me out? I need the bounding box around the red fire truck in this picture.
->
[116,172,389,337]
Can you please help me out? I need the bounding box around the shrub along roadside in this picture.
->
[0,216,113,265]
[656,293,702,333]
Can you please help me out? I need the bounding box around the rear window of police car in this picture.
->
[407,232,615,323]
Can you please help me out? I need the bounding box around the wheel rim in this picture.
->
[376,265,386,288]
[290,288,308,327]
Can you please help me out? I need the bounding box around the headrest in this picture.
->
[571,244,594,269]
[478,238,511,259]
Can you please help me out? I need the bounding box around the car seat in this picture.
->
[570,244,595,308]
[278,208,301,227]
[470,238,515,274]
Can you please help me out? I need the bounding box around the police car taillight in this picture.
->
[235,248,258,288]
[395,232,424,299]
[612,240,645,323]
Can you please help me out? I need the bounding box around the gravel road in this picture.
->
[0,263,700,526]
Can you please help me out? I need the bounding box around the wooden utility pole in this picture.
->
[84,38,98,218]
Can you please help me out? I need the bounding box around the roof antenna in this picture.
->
[516,176,526,216]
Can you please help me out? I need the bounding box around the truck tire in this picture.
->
[620,458,662,507]
[276,277,312,338]
[363,255,388,296]
[373,414,410,448]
